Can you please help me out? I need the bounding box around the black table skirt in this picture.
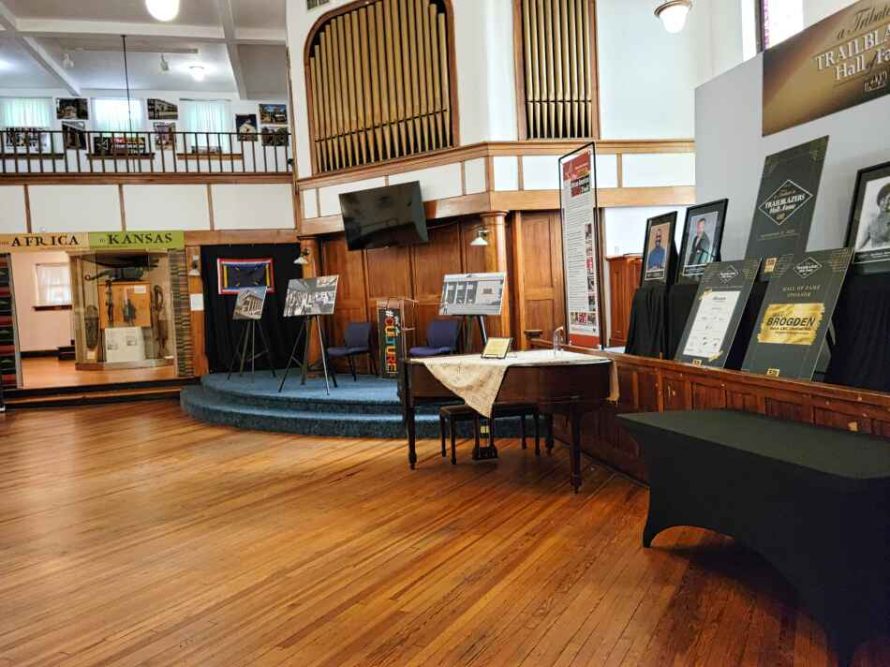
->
[625,285,667,358]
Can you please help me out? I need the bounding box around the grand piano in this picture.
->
[400,351,613,492]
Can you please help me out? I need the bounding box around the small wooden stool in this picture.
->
[439,403,540,464]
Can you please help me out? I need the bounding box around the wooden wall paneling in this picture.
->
[479,211,511,338]
[813,407,873,434]
[726,390,762,413]
[411,222,463,349]
[691,382,727,410]
[458,218,487,351]
[185,245,209,376]
[514,211,565,346]
[321,236,369,371]
[606,255,641,347]
[662,374,690,411]
[636,369,660,412]
[764,398,813,424]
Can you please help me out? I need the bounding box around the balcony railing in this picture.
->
[0,128,293,176]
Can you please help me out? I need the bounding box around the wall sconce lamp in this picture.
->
[470,228,490,247]
[655,0,692,34]
[294,248,311,265]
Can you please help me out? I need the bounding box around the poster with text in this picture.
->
[742,248,852,380]
[763,0,890,136]
[675,259,760,368]
[744,136,829,276]
[560,144,603,348]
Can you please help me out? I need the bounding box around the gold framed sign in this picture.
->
[763,0,890,136]
[481,337,513,359]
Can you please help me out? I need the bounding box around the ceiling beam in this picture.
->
[217,0,248,99]
[16,18,226,41]
[0,1,81,96]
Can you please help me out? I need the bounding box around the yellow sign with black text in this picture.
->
[763,1,890,135]
[756,303,825,346]
[0,233,89,252]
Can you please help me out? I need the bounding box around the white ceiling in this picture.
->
[0,0,288,99]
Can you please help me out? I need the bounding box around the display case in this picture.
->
[69,252,176,370]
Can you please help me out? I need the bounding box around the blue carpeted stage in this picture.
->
[181,372,529,439]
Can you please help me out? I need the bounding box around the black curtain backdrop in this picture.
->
[201,244,304,373]
[625,285,668,358]
[666,283,698,359]
[826,274,890,392]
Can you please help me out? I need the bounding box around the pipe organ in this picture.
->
[307,0,454,174]
[519,0,598,140]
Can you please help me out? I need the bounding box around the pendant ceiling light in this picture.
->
[190,65,206,82]
[655,0,692,34]
[146,0,180,22]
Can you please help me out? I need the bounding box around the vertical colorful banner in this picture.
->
[559,144,604,348]
[377,303,403,379]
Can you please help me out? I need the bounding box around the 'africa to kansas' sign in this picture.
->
[0,231,185,252]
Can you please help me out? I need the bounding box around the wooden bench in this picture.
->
[619,410,890,667]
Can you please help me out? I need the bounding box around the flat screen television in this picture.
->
[340,181,428,251]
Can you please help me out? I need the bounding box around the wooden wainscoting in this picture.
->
[513,211,565,348]
[529,344,890,482]
[606,254,641,347]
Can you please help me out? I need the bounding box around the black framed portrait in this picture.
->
[640,212,678,286]
[846,161,890,274]
[677,199,728,283]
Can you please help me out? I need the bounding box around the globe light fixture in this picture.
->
[146,0,180,22]
[655,0,692,34]
[189,65,206,82]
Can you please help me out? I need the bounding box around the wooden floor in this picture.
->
[0,404,886,667]
[20,357,177,389]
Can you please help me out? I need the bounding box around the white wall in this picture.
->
[10,251,72,352]
[696,53,890,260]
[604,206,687,257]
[804,0,857,25]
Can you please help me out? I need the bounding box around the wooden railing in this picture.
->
[0,129,292,176]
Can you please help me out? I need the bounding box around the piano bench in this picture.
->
[438,403,540,465]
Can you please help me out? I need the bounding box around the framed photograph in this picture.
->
[677,199,728,283]
[283,275,339,317]
[4,127,48,152]
[259,103,288,125]
[56,98,89,120]
[233,287,267,321]
[147,98,178,120]
[846,161,890,274]
[61,121,86,150]
[153,122,176,149]
[481,337,513,359]
[640,212,678,285]
[261,127,289,147]
[235,114,258,141]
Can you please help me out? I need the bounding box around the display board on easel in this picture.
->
[279,275,339,394]
[559,143,605,349]
[439,272,505,346]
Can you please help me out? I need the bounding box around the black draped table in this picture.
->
[619,410,890,667]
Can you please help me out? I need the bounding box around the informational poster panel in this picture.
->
[763,0,890,136]
[745,137,829,276]
[675,259,761,368]
[283,276,339,317]
[742,248,853,380]
[560,143,604,348]
[438,273,505,316]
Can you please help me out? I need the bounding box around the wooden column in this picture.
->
[185,245,209,376]
[480,211,511,338]
[298,237,323,363]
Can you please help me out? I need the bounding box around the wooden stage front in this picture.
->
[0,402,887,665]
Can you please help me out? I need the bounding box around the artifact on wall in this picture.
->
[236,114,258,141]
[283,276,339,317]
[233,287,268,320]
[675,259,761,369]
[153,122,176,149]
[217,258,275,295]
[742,248,853,380]
[640,212,677,285]
[56,98,89,120]
[259,103,288,124]
[439,273,505,317]
[4,127,48,152]
[560,143,604,348]
[677,199,728,282]
[84,305,100,350]
[61,121,87,150]
[846,160,890,274]
[147,98,178,120]
[744,136,829,275]
[92,135,148,157]
[261,127,289,147]
[763,0,890,136]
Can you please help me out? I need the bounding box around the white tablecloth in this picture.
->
[417,349,617,417]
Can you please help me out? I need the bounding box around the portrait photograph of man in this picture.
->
[678,200,727,282]
[642,215,675,284]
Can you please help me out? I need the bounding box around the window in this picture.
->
[35,263,72,307]
[758,0,804,50]
[306,0,456,173]
[516,0,598,139]
[180,99,233,152]
[93,99,144,133]
[0,98,53,128]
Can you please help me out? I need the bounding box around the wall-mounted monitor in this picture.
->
[340,181,429,251]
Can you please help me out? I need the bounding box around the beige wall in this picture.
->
[11,251,73,353]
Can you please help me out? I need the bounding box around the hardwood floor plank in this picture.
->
[0,404,885,666]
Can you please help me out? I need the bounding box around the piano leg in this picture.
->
[570,406,582,494]
[407,405,417,470]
